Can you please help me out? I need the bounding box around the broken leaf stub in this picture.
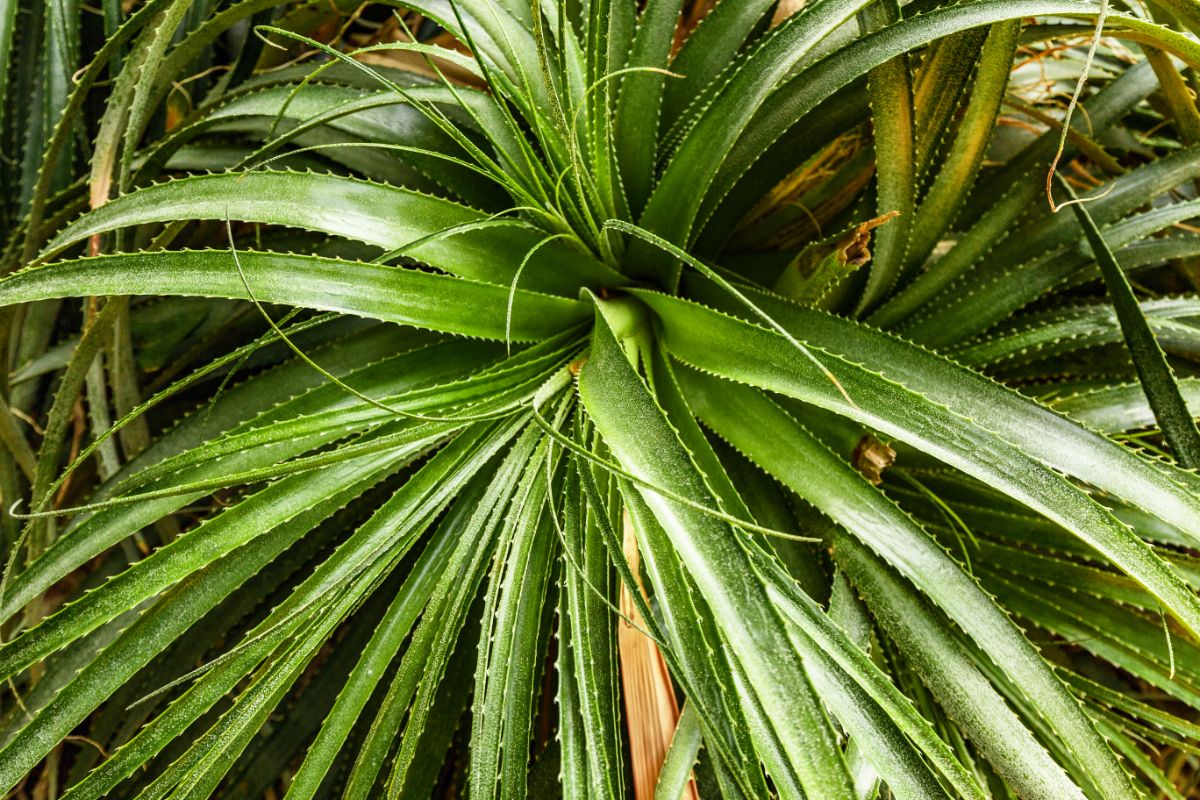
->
[772,212,899,308]
[853,434,897,485]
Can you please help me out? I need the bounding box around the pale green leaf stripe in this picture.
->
[560,469,624,800]
[1065,185,1200,468]
[59,616,300,800]
[106,0,194,202]
[37,171,621,293]
[400,0,546,112]
[681,371,1135,800]
[114,327,450,470]
[611,425,778,800]
[0,250,588,342]
[857,0,915,314]
[673,279,1200,542]
[58,419,522,800]
[0,422,354,622]
[637,291,1200,641]
[612,0,685,213]
[156,604,345,799]
[1064,671,1200,744]
[904,20,1020,273]
[653,703,701,800]
[112,338,561,497]
[976,540,1163,612]
[578,301,855,800]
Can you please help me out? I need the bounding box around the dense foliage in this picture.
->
[2,0,1200,797]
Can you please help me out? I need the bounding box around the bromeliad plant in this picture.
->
[2,0,1200,797]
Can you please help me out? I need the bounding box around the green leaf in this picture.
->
[703,2,1198,253]
[658,0,777,137]
[0,1,19,191]
[39,171,621,295]
[88,0,191,208]
[903,21,1020,273]
[0,250,588,341]
[678,368,1136,799]
[348,425,542,800]
[157,418,516,798]
[612,0,684,214]
[0,341,503,625]
[900,149,1200,346]
[856,0,915,314]
[270,471,492,800]
[0,422,443,683]
[468,439,559,800]
[1061,180,1200,468]
[668,281,1200,544]
[577,297,856,800]
[636,290,1200,641]
[1049,379,1200,434]
[953,296,1200,369]
[617,484,792,800]
[653,702,701,800]
[0,449,404,796]
[160,82,508,209]
[558,462,624,800]
[910,28,988,175]
[7,1,1200,795]
[868,60,1160,329]
[835,535,1090,800]
[636,0,876,282]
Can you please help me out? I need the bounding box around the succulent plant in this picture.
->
[1,1,1200,797]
